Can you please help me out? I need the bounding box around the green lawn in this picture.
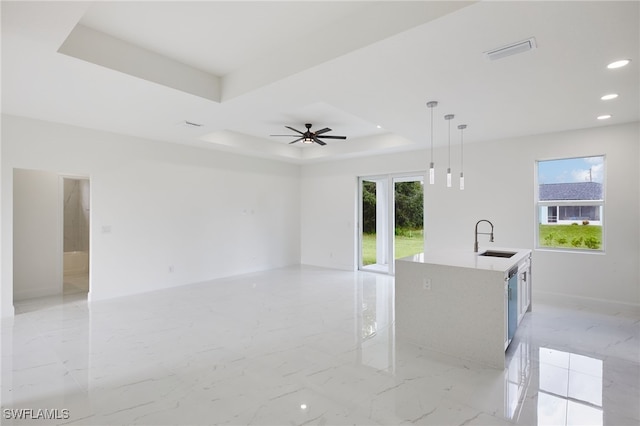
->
[539,224,602,250]
[362,225,602,265]
[362,230,424,265]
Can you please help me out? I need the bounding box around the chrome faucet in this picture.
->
[474,219,494,252]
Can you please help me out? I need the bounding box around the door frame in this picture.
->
[358,175,392,274]
[358,172,425,275]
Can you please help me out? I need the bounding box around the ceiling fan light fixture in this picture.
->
[270,123,346,146]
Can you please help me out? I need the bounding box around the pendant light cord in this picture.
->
[427,101,437,164]
[430,107,434,162]
[444,114,454,169]
[461,127,464,171]
[458,124,467,173]
[448,119,451,169]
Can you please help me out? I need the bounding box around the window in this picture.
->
[536,156,604,251]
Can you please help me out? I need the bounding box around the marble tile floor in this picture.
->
[1,266,638,425]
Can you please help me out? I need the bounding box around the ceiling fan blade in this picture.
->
[270,134,300,137]
[289,137,304,144]
[317,135,347,139]
[285,126,304,135]
[314,127,331,135]
[313,137,326,146]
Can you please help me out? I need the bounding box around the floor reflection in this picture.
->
[356,273,395,373]
[504,340,532,421]
[537,348,603,426]
[1,267,637,425]
[502,342,606,425]
[351,272,623,426]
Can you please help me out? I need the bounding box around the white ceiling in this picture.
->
[2,1,639,164]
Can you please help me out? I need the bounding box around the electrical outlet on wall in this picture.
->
[423,278,432,290]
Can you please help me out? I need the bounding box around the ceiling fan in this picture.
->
[270,123,347,146]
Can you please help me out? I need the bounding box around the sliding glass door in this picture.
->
[359,173,424,274]
[359,176,389,273]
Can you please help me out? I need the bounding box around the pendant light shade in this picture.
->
[427,101,438,184]
[445,114,454,188]
[430,163,435,185]
[458,124,467,190]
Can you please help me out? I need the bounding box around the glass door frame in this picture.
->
[358,171,425,275]
[358,175,391,274]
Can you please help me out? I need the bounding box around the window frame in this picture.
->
[535,155,606,253]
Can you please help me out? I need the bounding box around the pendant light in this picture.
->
[427,101,438,184]
[458,124,467,190]
[444,114,454,188]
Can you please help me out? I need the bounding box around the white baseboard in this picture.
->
[13,287,62,301]
[534,290,640,316]
[1,305,16,318]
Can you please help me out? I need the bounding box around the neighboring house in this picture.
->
[539,182,603,225]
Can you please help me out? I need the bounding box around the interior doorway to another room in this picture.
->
[12,169,90,313]
[62,177,90,298]
[359,173,424,275]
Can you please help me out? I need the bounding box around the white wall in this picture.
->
[1,115,301,316]
[2,115,638,316]
[301,155,428,271]
[0,120,3,315]
[13,168,62,300]
[301,122,640,307]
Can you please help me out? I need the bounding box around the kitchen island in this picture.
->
[395,247,532,368]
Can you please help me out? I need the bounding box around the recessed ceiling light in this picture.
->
[597,114,612,120]
[376,125,382,129]
[600,93,618,101]
[607,59,630,69]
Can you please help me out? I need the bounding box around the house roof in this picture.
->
[539,182,603,201]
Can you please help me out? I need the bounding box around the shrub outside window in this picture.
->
[536,156,604,251]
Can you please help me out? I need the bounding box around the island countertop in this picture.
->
[397,246,531,273]
[395,246,533,368]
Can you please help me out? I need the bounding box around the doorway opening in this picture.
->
[12,169,90,313]
[359,173,424,274]
[63,177,90,297]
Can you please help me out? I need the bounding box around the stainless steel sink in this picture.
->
[479,250,517,258]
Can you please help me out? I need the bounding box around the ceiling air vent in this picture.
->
[183,120,203,128]
[484,37,537,61]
